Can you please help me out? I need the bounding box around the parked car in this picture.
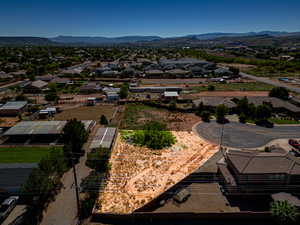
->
[289,139,300,150]
[255,120,274,128]
[173,188,191,203]
[0,196,19,221]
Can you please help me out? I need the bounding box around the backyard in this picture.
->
[97,131,218,214]
[0,147,62,163]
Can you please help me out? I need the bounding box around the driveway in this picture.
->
[196,121,300,148]
[40,125,99,225]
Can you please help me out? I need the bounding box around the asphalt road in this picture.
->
[196,121,300,148]
[240,72,300,94]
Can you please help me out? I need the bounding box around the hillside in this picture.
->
[0,37,55,46]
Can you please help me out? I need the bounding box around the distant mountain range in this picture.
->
[50,35,162,44]
[0,31,299,46]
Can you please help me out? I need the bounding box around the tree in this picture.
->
[86,148,111,172]
[132,121,176,150]
[200,111,211,122]
[15,94,28,101]
[236,97,249,116]
[216,104,228,124]
[229,66,240,75]
[239,112,247,123]
[120,83,129,99]
[62,119,88,157]
[271,200,299,225]
[269,87,289,100]
[169,100,177,111]
[255,104,272,121]
[208,85,215,91]
[100,115,108,125]
[45,92,59,102]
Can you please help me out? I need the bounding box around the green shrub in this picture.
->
[271,200,299,225]
[132,121,176,150]
[200,111,211,122]
[100,115,108,125]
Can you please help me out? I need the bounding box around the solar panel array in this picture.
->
[90,127,116,149]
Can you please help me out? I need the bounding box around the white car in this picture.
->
[0,196,19,221]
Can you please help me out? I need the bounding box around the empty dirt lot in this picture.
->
[97,131,218,214]
[121,104,201,131]
[54,104,118,122]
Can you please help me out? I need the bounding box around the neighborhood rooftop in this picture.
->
[0,101,27,110]
[225,149,300,175]
[89,127,116,149]
[4,121,67,136]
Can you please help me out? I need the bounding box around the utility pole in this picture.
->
[71,151,81,219]
[219,122,226,158]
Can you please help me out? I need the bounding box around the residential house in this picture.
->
[23,80,48,93]
[80,82,102,94]
[0,101,28,116]
[218,148,300,195]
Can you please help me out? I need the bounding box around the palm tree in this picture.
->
[271,200,299,225]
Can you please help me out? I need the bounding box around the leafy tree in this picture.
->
[45,92,59,102]
[200,111,211,122]
[239,112,247,123]
[271,200,299,225]
[62,119,88,156]
[229,66,240,75]
[22,168,54,205]
[15,94,28,101]
[216,104,228,124]
[169,100,177,110]
[132,121,175,150]
[269,87,289,100]
[100,115,108,125]
[86,148,111,172]
[255,104,272,121]
[120,83,129,99]
[236,97,249,116]
[208,85,215,91]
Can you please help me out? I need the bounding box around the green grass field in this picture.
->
[0,147,63,163]
[189,82,274,92]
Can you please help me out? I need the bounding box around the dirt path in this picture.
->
[40,126,98,225]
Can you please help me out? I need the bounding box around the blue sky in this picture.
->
[0,0,299,37]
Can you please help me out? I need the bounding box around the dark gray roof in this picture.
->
[90,127,116,149]
[0,163,37,193]
[243,97,300,113]
[4,121,67,136]
[226,149,300,175]
[0,101,27,110]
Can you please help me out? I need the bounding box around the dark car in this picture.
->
[255,120,274,128]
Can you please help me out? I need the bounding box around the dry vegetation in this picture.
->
[120,104,200,131]
[54,104,117,122]
[97,131,218,214]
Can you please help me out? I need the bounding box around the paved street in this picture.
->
[196,121,300,148]
[240,72,300,94]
